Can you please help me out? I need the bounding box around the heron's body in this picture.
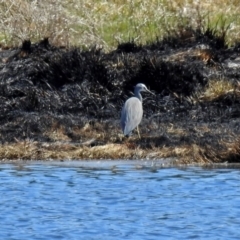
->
[120,83,153,137]
[121,97,143,136]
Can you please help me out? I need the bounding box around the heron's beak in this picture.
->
[146,88,155,95]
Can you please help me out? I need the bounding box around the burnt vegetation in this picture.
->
[1,27,240,162]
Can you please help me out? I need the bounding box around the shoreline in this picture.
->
[1,158,240,170]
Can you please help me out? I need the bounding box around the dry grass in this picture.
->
[189,79,240,103]
[43,124,71,142]
[1,0,240,50]
[0,120,239,164]
[0,139,40,160]
[200,79,236,101]
[0,138,237,164]
[0,0,70,47]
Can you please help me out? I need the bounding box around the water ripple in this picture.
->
[0,161,240,239]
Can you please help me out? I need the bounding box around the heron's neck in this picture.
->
[134,90,142,102]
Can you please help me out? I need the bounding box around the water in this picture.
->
[0,160,240,240]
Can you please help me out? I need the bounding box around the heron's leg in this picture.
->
[137,126,141,139]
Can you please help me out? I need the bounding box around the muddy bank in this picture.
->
[1,28,240,163]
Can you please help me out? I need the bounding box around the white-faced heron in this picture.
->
[121,83,153,138]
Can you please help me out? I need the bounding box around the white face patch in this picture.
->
[136,83,147,91]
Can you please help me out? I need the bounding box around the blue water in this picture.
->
[0,161,240,240]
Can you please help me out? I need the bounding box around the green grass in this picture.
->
[1,0,240,50]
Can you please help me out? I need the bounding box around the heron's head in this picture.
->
[134,83,154,94]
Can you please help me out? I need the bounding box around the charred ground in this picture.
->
[1,28,240,163]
